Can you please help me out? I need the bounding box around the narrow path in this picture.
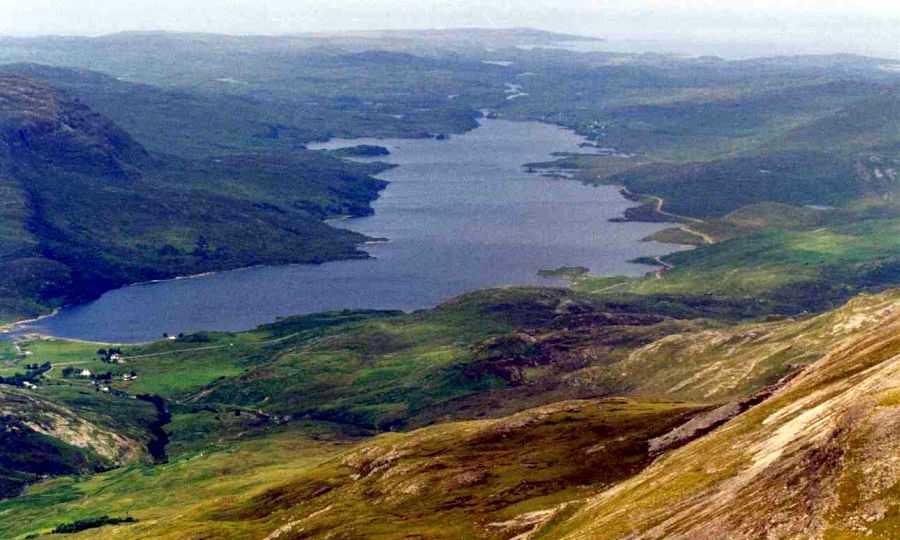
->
[42,365,94,386]
[652,256,675,280]
[122,344,233,360]
[677,224,715,245]
[120,331,304,360]
[42,361,87,378]
[645,195,706,225]
[594,281,630,293]
[50,360,92,367]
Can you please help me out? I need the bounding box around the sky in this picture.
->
[1,0,898,58]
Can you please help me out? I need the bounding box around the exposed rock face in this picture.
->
[0,384,149,497]
[647,367,805,455]
[0,385,145,464]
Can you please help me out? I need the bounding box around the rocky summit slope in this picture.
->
[541,291,900,539]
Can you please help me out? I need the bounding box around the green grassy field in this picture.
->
[569,218,900,314]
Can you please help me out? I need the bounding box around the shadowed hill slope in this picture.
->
[0,73,390,322]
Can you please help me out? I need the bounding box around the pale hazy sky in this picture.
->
[2,0,899,57]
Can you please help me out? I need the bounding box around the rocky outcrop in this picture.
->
[0,385,145,464]
[647,367,804,455]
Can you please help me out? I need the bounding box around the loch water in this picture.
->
[24,119,682,342]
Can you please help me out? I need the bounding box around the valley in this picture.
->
[22,118,681,342]
[0,25,898,540]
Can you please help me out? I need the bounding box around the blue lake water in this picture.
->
[21,119,682,342]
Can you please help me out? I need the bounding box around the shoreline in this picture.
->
[0,250,378,341]
[20,119,686,341]
[0,308,61,337]
[523,162,709,249]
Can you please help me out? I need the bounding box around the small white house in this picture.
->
[79,369,92,377]
[22,381,37,389]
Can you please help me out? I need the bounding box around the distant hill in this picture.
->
[605,150,896,219]
[767,86,900,153]
[1,63,312,158]
[592,85,900,219]
[0,71,151,177]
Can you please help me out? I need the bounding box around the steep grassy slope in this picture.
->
[0,399,705,539]
[540,291,900,540]
[0,72,388,321]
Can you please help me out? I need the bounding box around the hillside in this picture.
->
[0,384,152,497]
[588,86,900,220]
[0,72,389,322]
[1,290,899,537]
[604,150,892,219]
[768,86,900,153]
[543,291,900,539]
